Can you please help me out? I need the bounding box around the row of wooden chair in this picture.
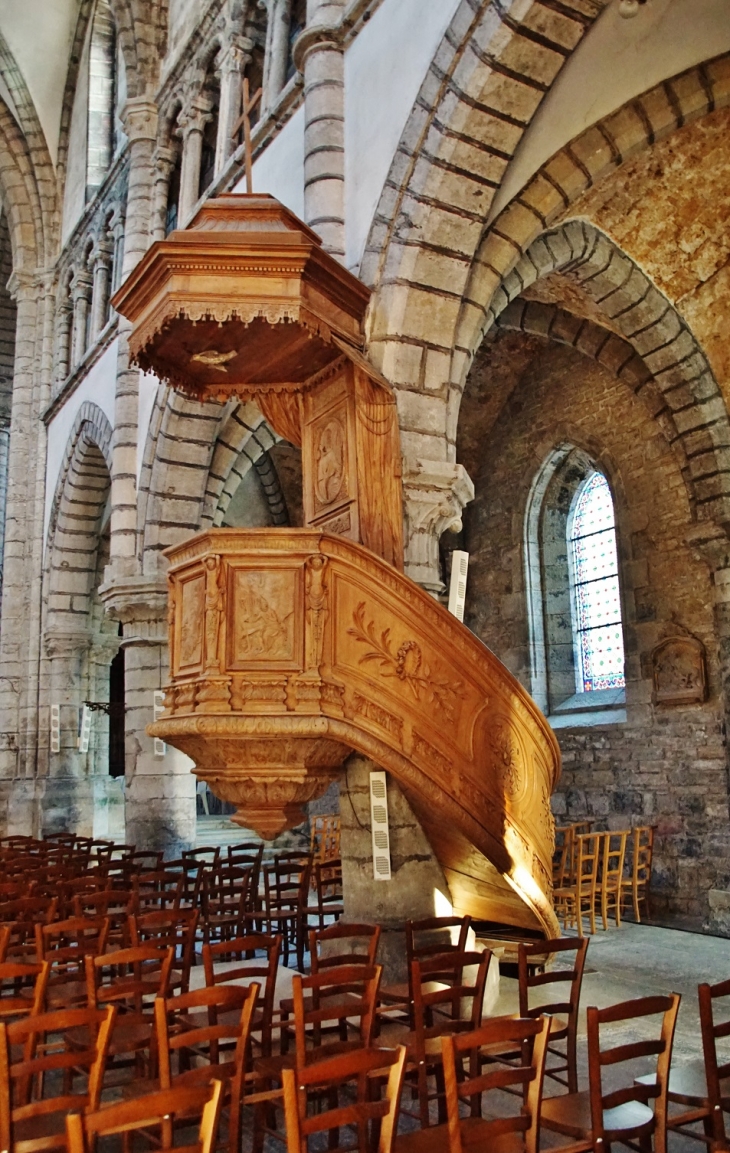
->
[553,825,654,935]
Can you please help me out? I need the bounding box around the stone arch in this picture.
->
[455,52,730,382]
[476,221,730,527]
[109,0,167,99]
[360,0,608,381]
[45,403,113,631]
[199,402,282,528]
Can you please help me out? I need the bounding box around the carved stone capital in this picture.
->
[402,459,474,595]
[99,573,169,643]
[121,98,159,143]
[7,269,41,302]
[217,37,253,74]
[44,629,92,659]
[292,21,344,71]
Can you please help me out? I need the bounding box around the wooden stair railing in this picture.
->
[149,529,561,939]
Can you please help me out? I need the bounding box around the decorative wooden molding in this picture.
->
[150,528,561,938]
[652,634,707,705]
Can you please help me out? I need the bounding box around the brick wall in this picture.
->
[459,327,730,928]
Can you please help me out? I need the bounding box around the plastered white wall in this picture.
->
[0,0,77,166]
[241,105,306,219]
[44,337,119,550]
[344,0,461,273]
[137,370,160,484]
[490,0,730,221]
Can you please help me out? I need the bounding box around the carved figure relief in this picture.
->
[305,554,328,671]
[315,417,346,507]
[348,602,461,722]
[178,574,205,669]
[204,555,225,672]
[652,634,707,705]
[230,569,298,667]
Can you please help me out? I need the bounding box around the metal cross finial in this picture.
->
[232,77,263,193]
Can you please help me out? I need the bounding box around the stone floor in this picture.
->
[493,921,730,1151]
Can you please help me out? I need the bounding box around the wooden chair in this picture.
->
[65,1080,224,1153]
[309,856,343,930]
[183,845,221,867]
[258,857,312,971]
[309,814,341,865]
[636,977,730,1149]
[516,936,588,1094]
[155,982,259,1153]
[83,943,174,1076]
[0,1005,116,1153]
[124,848,164,872]
[541,992,681,1153]
[130,907,199,994]
[203,932,282,1060]
[310,921,381,973]
[203,864,256,946]
[395,1015,550,1153]
[134,869,184,912]
[0,959,50,1020]
[396,949,491,1129]
[553,825,575,888]
[71,889,136,946]
[553,831,601,936]
[253,963,383,1152]
[283,1044,406,1153]
[621,825,655,923]
[35,914,111,1008]
[379,915,472,1027]
[166,858,206,908]
[595,830,629,930]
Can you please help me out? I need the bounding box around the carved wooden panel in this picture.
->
[175,572,205,674]
[227,565,303,671]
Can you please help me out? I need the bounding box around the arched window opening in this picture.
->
[568,472,626,694]
[198,67,220,199]
[86,0,116,199]
[524,446,626,727]
[165,146,182,235]
[286,0,306,82]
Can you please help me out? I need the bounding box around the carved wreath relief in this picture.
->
[315,418,346,508]
[348,601,461,722]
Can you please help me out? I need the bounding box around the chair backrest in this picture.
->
[134,870,184,911]
[263,858,311,913]
[165,858,206,906]
[602,831,628,887]
[313,856,342,910]
[0,895,58,924]
[518,936,588,1021]
[406,915,472,968]
[130,908,199,993]
[587,993,680,1153]
[633,825,655,884]
[183,846,220,866]
[575,832,601,892]
[411,950,491,1058]
[0,959,50,1017]
[126,849,164,871]
[310,814,341,863]
[553,825,575,886]
[699,975,730,1141]
[156,982,259,1081]
[202,933,281,1056]
[86,944,174,1014]
[35,914,111,971]
[65,1080,224,1153]
[310,921,381,972]
[282,1044,406,1153]
[442,1016,550,1153]
[0,1003,116,1145]
[292,963,383,1067]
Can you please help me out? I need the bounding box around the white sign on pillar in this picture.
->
[77,705,92,753]
[369,770,391,881]
[50,704,61,754]
[447,550,469,622]
[153,691,166,756]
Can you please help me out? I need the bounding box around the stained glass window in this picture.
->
[568,472,625,692]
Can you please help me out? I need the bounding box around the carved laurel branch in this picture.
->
[347,601,461,722]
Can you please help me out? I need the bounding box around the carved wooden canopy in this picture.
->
[111,194,371,400]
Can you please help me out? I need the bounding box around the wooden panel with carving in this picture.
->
[151,528,561,938]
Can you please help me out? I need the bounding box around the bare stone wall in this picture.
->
[459,329,730,929]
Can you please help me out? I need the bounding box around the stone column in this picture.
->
[89,242,113,343]
[215,40,251,175]
[294,0,345,259]
[402,458,474,596]
[149,146,177,243]
[178,102,211,226]
[41,628,95,835]
[53,300,73,389]
[70,269,93,368]
[109,209,125,296]
[100,577,196,857]
[262,0,292,114]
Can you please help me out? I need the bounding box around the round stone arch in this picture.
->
[480,221,730,528]
[45,402,114,634]
[200,402,288,529]
[360,0,609,453]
